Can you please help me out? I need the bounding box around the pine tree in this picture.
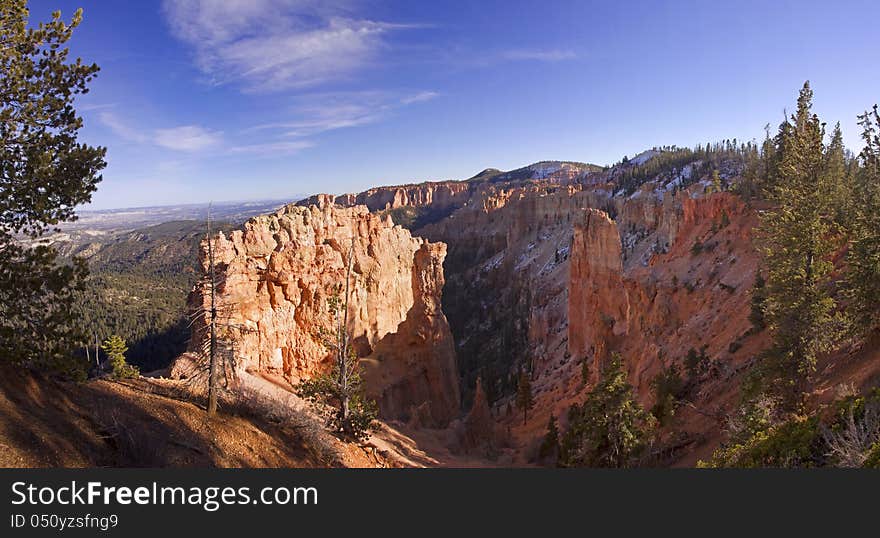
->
[559,353,655,467]
[824,122,850,226]
[710,169,723,193]
[0,3,106,374]
[650,360,684,425]
[581,357,589,385]
[749,272,767,331]
[758,82,840,403]
[738,128,768,201]
[847,105,880,332]
[539,414,559,460]
[515,370,534,426]
[760,118,789,197]
[101,335,138,379]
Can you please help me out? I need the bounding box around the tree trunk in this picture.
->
[338,236,355,428]
[805,249,814,286]
[207,211,218,416]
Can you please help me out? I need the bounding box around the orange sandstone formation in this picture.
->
[180,197,460,425]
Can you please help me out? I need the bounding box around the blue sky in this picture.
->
[28,0,880,209]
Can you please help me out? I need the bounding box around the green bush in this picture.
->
[539,415,560,461]
[699,415,822,468]
[748,272,767,331]
[684,347,709,379]
[650,362,686,425]
[297,363,378,442]
[865,442,880,468]
[823,389,880,467]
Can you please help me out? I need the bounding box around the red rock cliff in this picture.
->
[568,208,629,381]
[181,197,460,425]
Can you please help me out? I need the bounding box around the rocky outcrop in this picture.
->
[179,198,460,425]
[568,209,628,381]
[360,242,461,426]
[457,377,500,455]
[564,190,762,408]
[297,181,473,212]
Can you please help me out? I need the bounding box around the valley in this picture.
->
[8,148,880,468]
[144,150,880,466]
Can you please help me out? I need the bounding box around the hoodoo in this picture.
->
[177,197,461,426]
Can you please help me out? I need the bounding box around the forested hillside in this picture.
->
[64,220,235,372]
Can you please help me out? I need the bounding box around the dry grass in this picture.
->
[0,366,341,468]
[224,384,345,467]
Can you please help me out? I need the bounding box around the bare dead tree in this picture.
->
[823,399,880,467]
[337,235,355,424]
[297,235,377,440]
[206,205,219,415]
[184,207,253,414]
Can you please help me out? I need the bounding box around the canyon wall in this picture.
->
[568,208,629,382]
[169,154,880,466]
[297,181,474,212]
[295,161,601,215]
[559,190,763,461]
[391,172,764,463]
[180,197,460,425]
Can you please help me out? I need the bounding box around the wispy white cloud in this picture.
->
[162,0,406,92]
[244,90,439,137]
[99,111,149,144]
[229,140,315,156]
[80,103,117,112]
[502,49,577,62]
[98,112,222,153]
[400,90,440,105]
[154,125,223,151]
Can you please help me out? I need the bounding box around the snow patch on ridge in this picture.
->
[630,150,659,166]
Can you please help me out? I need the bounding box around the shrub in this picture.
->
[234,384,344,466]
[539,415,559,461]
[650,362,685,425]
[822,390,880,467]
[101,335,139,379]
[700,415,822,468]
[702,389,880,468]
[297,363,378,442]
[749,272,767,331]
[865,442,880,468]
[684,347,709,379]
